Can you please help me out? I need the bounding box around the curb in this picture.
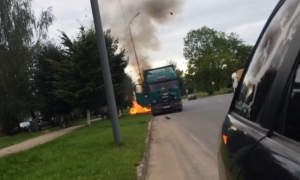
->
[137,118,154,180]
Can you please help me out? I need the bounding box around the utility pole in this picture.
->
[90,0,122,144]
[129,12,142,81]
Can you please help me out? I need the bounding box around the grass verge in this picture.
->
[182,87,232,99]
[0,114,151,180]
[0,117,99,150]
[182,91,209,99]
[71,116,97,126]
[0,128,62,150]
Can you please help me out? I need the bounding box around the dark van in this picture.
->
[218,0,300,180]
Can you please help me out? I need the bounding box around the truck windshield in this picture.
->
[149,80,178,92]
[146,67,174,75]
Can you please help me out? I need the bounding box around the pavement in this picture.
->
[0,118,101,158]
[147,93,233,180]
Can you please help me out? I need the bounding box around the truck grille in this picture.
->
[152,101,181,111]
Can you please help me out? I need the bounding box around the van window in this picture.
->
[281,65,300,142]
[233,0,300,126]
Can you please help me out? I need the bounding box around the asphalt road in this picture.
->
[147,93,233,180]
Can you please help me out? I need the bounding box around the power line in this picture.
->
[117,0,128,25]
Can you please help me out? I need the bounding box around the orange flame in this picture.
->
[130,100,151,115]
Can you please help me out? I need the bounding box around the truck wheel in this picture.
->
[178,108,182,112]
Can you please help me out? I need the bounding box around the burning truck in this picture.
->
[132,65,183,116]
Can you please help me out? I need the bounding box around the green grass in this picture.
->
[0,128,61,150]
[71,117,94,126]
[0,114,151,180]
[71,116,99,126]
[0,117,97,150]
[0,131,44,149]
[214,87,232,95]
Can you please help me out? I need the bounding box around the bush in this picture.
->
[0,115,20,136]
[214,87,232,95]
[195,92,209,97]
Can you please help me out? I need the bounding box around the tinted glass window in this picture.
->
[149,80,178,92]
[146,67,174,76]
[234,0,300,124]
[282,65,300,142]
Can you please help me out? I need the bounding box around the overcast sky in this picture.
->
[32,0,278,78]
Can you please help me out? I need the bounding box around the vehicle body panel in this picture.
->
[218,0,300,179]
[218,114,268,180]
[240,136,300,180]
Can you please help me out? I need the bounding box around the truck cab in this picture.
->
[135,65,183,116]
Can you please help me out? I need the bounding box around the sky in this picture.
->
[32,0,278,79]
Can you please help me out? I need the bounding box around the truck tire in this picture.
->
[178,108,182,112]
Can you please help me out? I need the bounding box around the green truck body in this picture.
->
[135,65,183,115]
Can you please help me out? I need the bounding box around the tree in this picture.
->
[48,26,129,124]
[34,41,73,123]
[0,0,54,134]
[183,26,253,94]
